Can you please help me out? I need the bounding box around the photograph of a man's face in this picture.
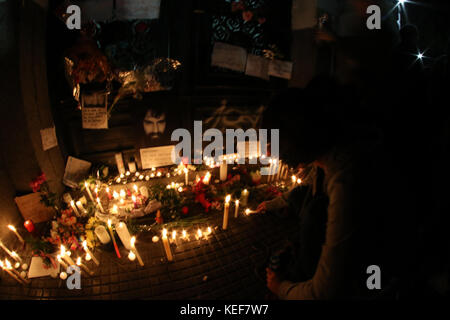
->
[143,109,166,139]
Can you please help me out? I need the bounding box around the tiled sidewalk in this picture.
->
[0,210,298,300]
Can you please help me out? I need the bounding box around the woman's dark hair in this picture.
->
[262,77,351,166]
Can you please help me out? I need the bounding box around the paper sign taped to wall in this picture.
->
[269,60,293,79]
[245,54,270,80]
[81,92,108,129]
[211,42,247,72]
[116,0,161,20]
[14,192,55,223]
[140,145,175,169]
[63,156,92,188]
[40,126,58,151]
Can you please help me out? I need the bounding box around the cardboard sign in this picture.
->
[14,192,55,223]
[116,0,161,20]
[81,92,108,129]
[269,59,293,79]
[211,42,247,72]
[63,156,92,188]
[40,126,58,151]
[245,54,270,80]
[140,145,175,169]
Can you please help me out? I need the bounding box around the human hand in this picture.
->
[266,267,281,295]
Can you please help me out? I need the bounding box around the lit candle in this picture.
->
[184,167,189,185]
[220,161,227,181]
[203,171,211,185]
[222,195,231,230]
[107,220,121,259]
[11,251,22,263]
[161,229,173,262]
[6,259,30,284]
[82,240,99,266]
[110,204,119,215]
[0,241,20,262]
[181,229,189,241]
[283,165,289,180]
[128,250,136,261]
[240,189,249,206]
[84,181,95,202]
[70,200,80,217]
[130,236,144,267]
[96,197,105,213]
[234,200,239,218]
[113,190,119,200]
[0,260,24,285]
[119,189,126,199]
[75,201,86,215]
[133,184,139,194]
[76,257,93,276]
[276,160,282,181]
[291,175,297,187]
[7,225,24,244]
[131,195,137,208]
[196,228,203,240]
[171,230,177,244]
[57,254,68,270]
[297,178,302,185]
[106,187,112,200]
[60,245,75,266]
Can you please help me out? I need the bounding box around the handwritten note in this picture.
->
[116,0,161,20]
[245,54,270,80]
[140,145,175,169]
[269,59,293,79]
[211,42,247,72]
[40,126,58,151]
[82,106,108,129]
[63,156,92,188]
[14,192,55,223]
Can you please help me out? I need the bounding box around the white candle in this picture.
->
[94,226,111,244]
[75,201,86,215]
[203,171,211,185]
[76,257,93,276]
[120,189,126,199]
[196,229,203,240]
[240,189,249,206]
[11,251,22,263]
[184,167,189,185]
[7,225,24,244]
[220,161,227,181]
[161,229,173,262]
[133,184,139,195]
[96,197,105,213]
[0,241,20,262]
[234,200,239,218]
[283,165,289,180]
[130,236,144,267]
[222,195,231,230]
[115,222,132,250]
[57,254,68,270]
[113,191,119,200]
[70,200,80,217]
[115,153,126,175]
[7,259,30,284]
[0,260,24,285]
[291,175,297,187]
[181,229,189,241]
[60,245,75,266]
[84,181,95,202]
[82,240,99,266]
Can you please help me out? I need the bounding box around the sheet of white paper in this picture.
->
[28,256,59,279]
[63,156,92,188]
[211,42,247,72]
[140,145,175,169]
[82,107,108,129]
[116,0,161,20]
[40,126,58,151]
[245,54,270,80]
[268,60,293,79]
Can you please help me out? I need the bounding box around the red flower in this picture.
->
[242,10,254,22]
[30,172,46,192]
[258,17,266,25]
[181,206,189,215]
[195,193,211,213]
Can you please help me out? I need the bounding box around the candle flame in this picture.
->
[133,185,138,192]
[297,178,302,184]
[157,172,162,177]
[70,200,75,206]
[57,254,62,262]
[60,245,66,255]
[130,236,136,247]
[85,253,91,261]
[207,227,212,234]
[106,187,110,193]
[120,199,124,205]
[197,229,202,237]
[11,251,18,258]
[76,200,82,207]
[7,225,16,232]
[183,167,188,173]
[113,191,119,199]
[182,230,187,238]
[76,257,81,265]
[245,209,251,215]
[132,195,137,202]
[84,181,88,187]
[225,195,231,203]
[107,219,112,227]
[172,230,176,240]
[96,197,101,203]
[0,260,3,268]
[235,200,239,205]
[292,175,296,183]
[5,259,12,269]
[120,189,126,198]
[162,229,168,238]
[128,251,136,261]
